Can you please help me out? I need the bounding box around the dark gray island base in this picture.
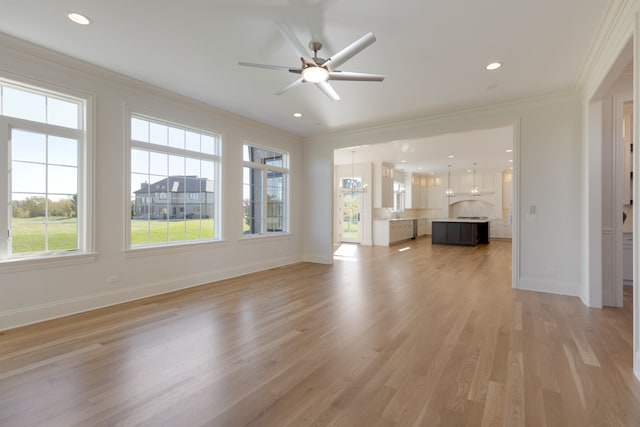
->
[431,219,490,246]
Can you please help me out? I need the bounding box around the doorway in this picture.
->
[338,178,363,243]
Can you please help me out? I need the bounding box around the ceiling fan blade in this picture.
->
[315,81,340,101]
[275,78,304,96]
[328,71,386,81]
[323,32,376,71]
[238,62,302,73]
[276,23,316,65]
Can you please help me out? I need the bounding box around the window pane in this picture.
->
[131,149,149,174]
[12,129,46,163]
[243,166,263,235]
[12,161,46,193]
[149,152,168,175]
[131,117,149,142]
[201,135,215,155]
[11,219,46,254]
[3,86,46,123]
[168,126,185,149]
[48,136,77,166]
[47,97,79,129]
[185,131,200,152]
[185,157,200,176]
[149,122,168,146]
[129,115,219,247]
[47,220,78,251]
[169,155,185,176]
[48,165,77,195]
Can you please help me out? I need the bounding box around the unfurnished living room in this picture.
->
[1,1,639,426]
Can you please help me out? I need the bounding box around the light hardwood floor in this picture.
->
[1,238,639,426]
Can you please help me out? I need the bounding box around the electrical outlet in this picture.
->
[546,267,559,275]
[107,274,120,284]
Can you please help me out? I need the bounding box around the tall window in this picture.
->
[0,81,88,260]
[243,143,288,235]
[128,114,220,247]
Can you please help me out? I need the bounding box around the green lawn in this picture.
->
[11,217,219,253]
[343,220,358,239]
[11,216,77,254]
[131,219,215,245]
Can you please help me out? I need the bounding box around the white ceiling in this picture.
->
[0,0,609,142]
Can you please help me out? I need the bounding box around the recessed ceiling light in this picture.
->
[67,12,91,25]
[292,112,303,118]
[448,155,454,159]
[506,149,513,153]
[400,160,407,163]
[509,159,513,162]
[486,62,502,71]
[467,169,472,173]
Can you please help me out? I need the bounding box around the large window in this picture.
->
[243,143,288,235]
[128,114,220,247]
[0,80,88,260]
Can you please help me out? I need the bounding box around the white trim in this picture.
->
[239,232,292,243]
[518,277,580,298]
[123,239,227,259]
[0,252,97,273]
[512,119,521,290]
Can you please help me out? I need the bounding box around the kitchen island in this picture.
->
[431,218,489,246]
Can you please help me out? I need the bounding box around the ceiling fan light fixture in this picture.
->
[302,66,329,83]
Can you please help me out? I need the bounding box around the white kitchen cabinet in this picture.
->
[405,173,427,209]
[373,219,415,246]
[490,219,512,239]
[373,161,394,208]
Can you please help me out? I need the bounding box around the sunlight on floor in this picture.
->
[398,246,411,252]
[333,243,359,262]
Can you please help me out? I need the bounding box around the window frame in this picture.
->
[125,109,222,250]
[0,76,95,269]
[242,142,289,237]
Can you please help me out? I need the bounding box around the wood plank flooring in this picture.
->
[1,238,638,426]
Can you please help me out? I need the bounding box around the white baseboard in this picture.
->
[302,254,333,264]
[0,255,302,331]
[635,351,640,382]
[517,277,579,298]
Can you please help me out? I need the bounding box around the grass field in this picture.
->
[130,219,215,245]
[11,217,218,253]
[11,216,78,254]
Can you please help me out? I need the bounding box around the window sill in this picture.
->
[0,252,98,273]
[239,232,292,243]
[123,239,227,259]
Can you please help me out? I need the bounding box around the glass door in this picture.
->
[339,178,362,243]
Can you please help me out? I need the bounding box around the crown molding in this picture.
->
[576,0,636,98]
[304,89,579,145]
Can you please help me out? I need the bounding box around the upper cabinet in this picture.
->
[373,161,394,208]
[405,173,427,209]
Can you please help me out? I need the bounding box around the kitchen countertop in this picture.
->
[431,218,490,223]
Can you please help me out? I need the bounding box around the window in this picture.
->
[128,114,220,247]
[243,143,288,235]
[0,80,89,260]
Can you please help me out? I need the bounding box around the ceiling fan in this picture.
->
[239,23,386,101]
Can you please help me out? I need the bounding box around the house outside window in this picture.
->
[243,143,288,235]
[128,113,220,246]
[0,79,90,260]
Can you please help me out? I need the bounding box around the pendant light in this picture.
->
[444,165,455,198]
[340,150,368,193]
[470,162,480,196]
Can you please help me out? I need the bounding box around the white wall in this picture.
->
[304,93,583,297]
[0,34,304,330]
